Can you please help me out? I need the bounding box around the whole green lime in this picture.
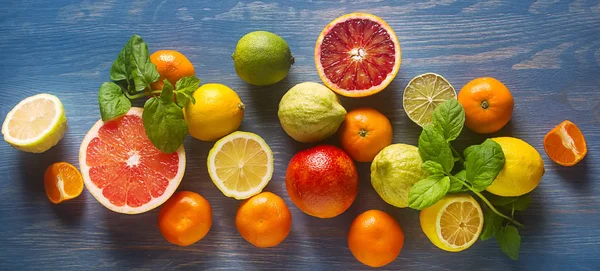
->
[232,31,294,86]
[371,144,429,208]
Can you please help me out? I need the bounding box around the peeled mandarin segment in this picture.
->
[44,162,83,204]
[544,120,587,166]
[44,165,62,203]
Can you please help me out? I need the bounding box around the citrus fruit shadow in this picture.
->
[243,72,297,128]
[15,137,69,202]
[338,77,399,116]
[453,121,517,152]
[50,194,86,226]
[554,157,591,187]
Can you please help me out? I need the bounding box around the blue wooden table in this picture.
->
[1,0,599,270]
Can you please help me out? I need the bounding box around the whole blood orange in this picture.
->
[285,145,358,218]
[458,77,514,134]
[79,107,186,214]
[158,191,212,246]
[315,13,401,98]
[150,50,195,90]
[544,120,587,166]
[236,192,292,248]
[348,210,404,268]
[339,108,393,162]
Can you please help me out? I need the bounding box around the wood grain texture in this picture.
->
[1,0,599,270]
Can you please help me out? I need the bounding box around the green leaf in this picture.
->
[98,82,131,121]
[484,193,531,212]
[174,76,200,107]
[129,35,160,92]
[160,79,174,104]
[448,170,469,193]
[513,195,532,211]
[175,76,201,91]
[431,99,465,141]
[408,175,450,210]
[110,37,134,82]
[142,97,188,153]
[480,205,504,241]
[418,125,454,172]
[496,225,521,260]
[464,139,506,192]
[422,161,446,175]
[451,146,462,162]
[484,192,518,207]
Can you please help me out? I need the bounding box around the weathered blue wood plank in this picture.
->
[1,0,599,270]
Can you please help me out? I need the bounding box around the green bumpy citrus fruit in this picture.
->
[278,82,346,143]
[232,31,294,86]
[371,144,429,208]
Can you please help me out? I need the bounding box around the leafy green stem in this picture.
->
[124,90,161,100]
[450,145,465,164]
[454,178,524,227]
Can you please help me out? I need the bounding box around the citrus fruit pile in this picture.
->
[0,10,588,268]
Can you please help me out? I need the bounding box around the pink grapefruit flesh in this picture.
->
[79,107,185,214]
[315,13,401,98]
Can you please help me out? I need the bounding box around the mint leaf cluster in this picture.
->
[97,35,201,153]
[408,99,531,260]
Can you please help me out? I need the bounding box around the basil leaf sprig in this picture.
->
[407,99,531,260]
[97,35,201,153]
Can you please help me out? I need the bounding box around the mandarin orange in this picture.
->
[458,77,514,134]
[348,210,404,268]
[158,191,212,246]
[235,192,292,248]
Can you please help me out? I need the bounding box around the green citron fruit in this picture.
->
[232,31,294,86]
[371,144,429,208]
[278,82,346,143]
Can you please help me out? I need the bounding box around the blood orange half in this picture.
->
[315,13,401,98]
[79,107,185,214]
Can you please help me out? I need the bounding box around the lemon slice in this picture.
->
[420,194,483,252]
[403,73,456,127]
[207,131,273,200]
[2,93,67,153]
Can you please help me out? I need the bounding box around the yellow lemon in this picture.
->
[2,93,67,153]
[487,137,545,197]
[420,194,483,252]
[184,84,245,141]
[207,131,273,200]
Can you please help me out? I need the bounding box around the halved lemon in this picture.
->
[403,73,456,127]
[207,131,274,200]
[1,93,67,153]
[420,194,483,252]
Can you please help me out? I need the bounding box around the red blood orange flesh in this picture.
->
[315,13,401,98]
[79,107,185,214]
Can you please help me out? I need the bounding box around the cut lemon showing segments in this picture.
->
[44,162,84,204]
[420,194,483,252]
[207,131,274,200]
[403,73,456,127]
[2,93,67,153]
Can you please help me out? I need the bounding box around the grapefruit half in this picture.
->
[315,13,401,98]
[79,107,185,214]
